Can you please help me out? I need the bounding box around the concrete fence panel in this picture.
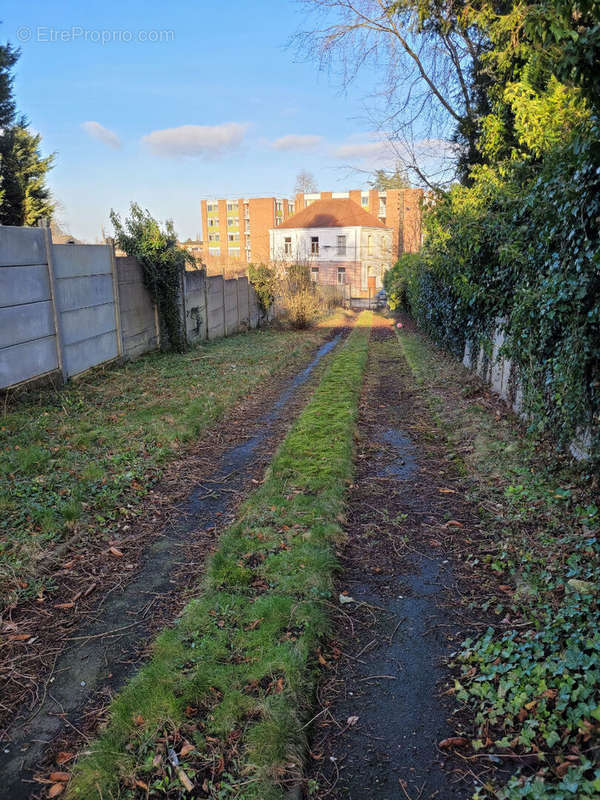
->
[183,269,207,343]
[0,227,60,388]
[116,256,158,359]
[249,284,260,329]
[224,279,239,335]
[237,277,250,328]
[53,244,119,377]
[206,275,225,340]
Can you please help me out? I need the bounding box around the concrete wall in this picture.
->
[53,244,120,377]
[184,269,208,343]
[1,226,268,391]
[206,274,225,340]
[0,227,60,388]
[116,256,159,358]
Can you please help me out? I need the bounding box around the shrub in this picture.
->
[110,203,195,353]
[279,263,321,329]
[248,263,277,324]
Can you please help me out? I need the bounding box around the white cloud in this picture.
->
[141,122,249,157]
[271,134,323,151]
[332,136,392,162]
[82,121,121,149]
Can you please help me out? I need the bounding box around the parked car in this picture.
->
[374,288,387,308]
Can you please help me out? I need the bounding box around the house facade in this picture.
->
[270,198,393,302]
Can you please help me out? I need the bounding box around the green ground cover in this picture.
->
[0,315,348,609]
[398,328,600,799]
[66,312,371,799]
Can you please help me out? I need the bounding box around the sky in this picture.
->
[1,0,399,242]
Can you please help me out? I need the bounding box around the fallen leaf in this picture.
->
[177,766,194,792]
[49,773,70,782]
[556,761,573,777]
[132,714,144,726]
[53,602,74,610]
[180,742,195,757]
[134,780,149,790]
[346,715,359,726]
[8,633,31,641]
[445,520,463,527]
[109,546,123,557]
[48,784,65,797]
[429,539,442,547]
[438,488,457,494]
[439,737,469,749]
[318,653,328,667]
[56,753,74,765]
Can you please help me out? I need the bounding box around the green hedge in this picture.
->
[397,123,600,461]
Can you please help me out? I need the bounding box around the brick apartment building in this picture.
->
[200,196,295,271]
[198,187,422,273]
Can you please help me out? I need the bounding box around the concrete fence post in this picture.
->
[222,269,227,337]
[107,238,123,358]
[43,226,67,382]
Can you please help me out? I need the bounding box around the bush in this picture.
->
[248,263,277,324]
[279,263,321,329]
[110,203,195,353]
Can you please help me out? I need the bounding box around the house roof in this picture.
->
[276,198,388,230]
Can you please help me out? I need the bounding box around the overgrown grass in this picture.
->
[0,313,350,609]
[66,312,372,799]
[397,328,600,799]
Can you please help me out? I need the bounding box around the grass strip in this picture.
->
[0,312,350,609]
[67,311,372,800]
[396,327,600,799]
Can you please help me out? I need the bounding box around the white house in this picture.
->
[269,198,393,302]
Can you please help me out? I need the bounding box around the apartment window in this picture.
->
[361,192,369,207]
[228,246,241,257]
[227,202,238,213]
[284,237,292,255]
[337,267,346,285]
[208,246,220,256]
[337,235,346,256]
[228,233,240,242]
[367,234,373,256]
[207,203,216,212]
[227,217,238,226]
[378,197,386,216]
[311,236,319,255]
[208,218,217,227]
[208,233,220,242]
[311,267,319,282]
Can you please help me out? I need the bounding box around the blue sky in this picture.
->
[2,0,395,241]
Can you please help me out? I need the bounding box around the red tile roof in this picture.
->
[277,198,387,229]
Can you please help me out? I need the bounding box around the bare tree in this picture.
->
[294,169,318,193]
[294,0,483,188]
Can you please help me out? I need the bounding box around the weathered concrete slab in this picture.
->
[0,335,58,387]
[55,274,114,313]
[52,244,112,278]
[0,301,55,349]
[64,330,118,377]
[0,264,50,308]
[0,227,46,268]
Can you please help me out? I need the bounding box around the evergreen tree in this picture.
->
[0,41,54,226]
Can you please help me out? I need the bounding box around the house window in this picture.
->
[284,237,292,255]
[367,235,373,256]
[311,267,319,282]
[311,236,319,255]
[361,192,369,207]
[337,267,346,284]
[337,235,346,256]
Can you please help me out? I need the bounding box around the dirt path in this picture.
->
[0,327,349,800]
[307,319,492,799]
